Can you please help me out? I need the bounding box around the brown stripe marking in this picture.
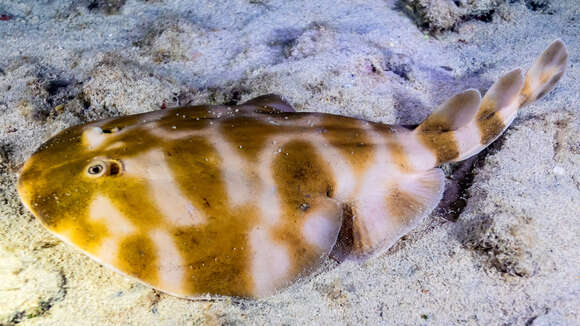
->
[371,122,412,172]
[95,105,218,152]
[416,114,460,165]
[117,234,159,285]
[318,115,376,175]
[271,140,339,279]
[520,77,533,106]
[535,69,564,101]
[153,114,210,132]
[417,130,459,165]
[219,115,283,161]
[105,177,166,230]
[386,187,425,227]
[171,207,256,297]
[165,136,256,297]
[331,203,355,259]
[386,139,411,172]
[476,98,506,145]
[350,213,373,255]
[18,128,174,267]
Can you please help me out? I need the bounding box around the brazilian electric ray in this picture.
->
[17,40,567,299]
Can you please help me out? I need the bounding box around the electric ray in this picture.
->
[17,40,567,299]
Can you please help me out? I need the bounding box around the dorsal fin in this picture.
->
[413,89,482,165]
[240,94,296,114]
[416,89,481,133]
[480,68,525,115]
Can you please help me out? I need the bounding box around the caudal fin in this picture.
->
[520,39,568,107]
[414,39,568,164]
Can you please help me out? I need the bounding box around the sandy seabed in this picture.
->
[0,0,578,325]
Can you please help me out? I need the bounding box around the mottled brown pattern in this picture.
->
[107,178,167,229]
[170,207,256,296]
[17,111,245,295]
[476,98,506,145]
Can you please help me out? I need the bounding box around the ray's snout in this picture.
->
[16,124,91,229]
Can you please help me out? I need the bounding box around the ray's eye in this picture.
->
[86,159,123,177]
[101,126,121,134]
[88,164,104,175]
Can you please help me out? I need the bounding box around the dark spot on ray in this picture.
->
[326,184,334,197]
[203,197,211,208]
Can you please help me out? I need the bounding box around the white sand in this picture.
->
[0,0,578,325]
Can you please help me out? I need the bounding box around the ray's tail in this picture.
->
[329,40,568,260]
[414,39,568,165]
[338,40,568,260]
